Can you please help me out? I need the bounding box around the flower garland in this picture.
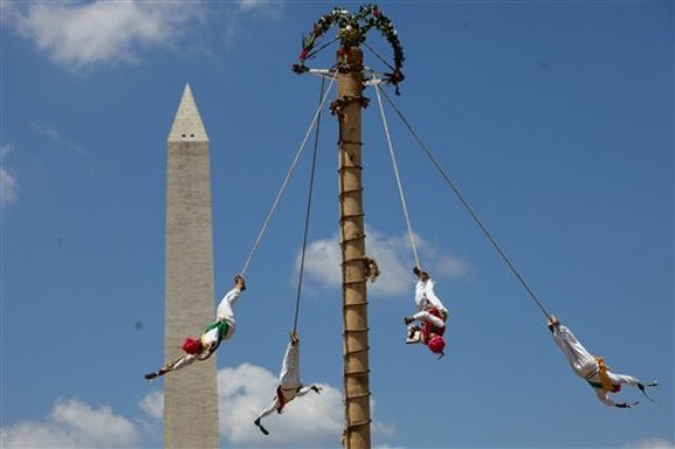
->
[292,5,405,91]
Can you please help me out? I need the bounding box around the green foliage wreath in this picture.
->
[292,5,405,88]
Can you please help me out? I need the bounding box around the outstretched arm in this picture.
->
[612,373,658,402]
[594,388,636,408]
[611,373,640,388]
[145,354,197,380]
[165,353,198,372]
[594,388,618,407]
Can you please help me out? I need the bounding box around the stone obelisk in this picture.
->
[164,84,219,448]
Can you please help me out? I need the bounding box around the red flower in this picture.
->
[299,49,309,60]
[373,10,382,18]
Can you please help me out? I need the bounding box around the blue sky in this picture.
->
[1,0,673,447]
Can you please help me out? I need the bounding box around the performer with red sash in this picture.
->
[404,267,448,357]
[254,332,322,435]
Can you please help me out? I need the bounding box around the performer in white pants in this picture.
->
[144,275,246,380]
[548,316,657,408]
[254,332,322,435]
[404,267,448,356]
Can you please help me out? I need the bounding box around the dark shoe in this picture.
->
[404,317,414,326]
[144,372,158,381]
[254,418,269,436]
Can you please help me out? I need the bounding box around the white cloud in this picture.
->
[0,168,18,206]
[237,0,283,16]
[2,364,393,448]
[1,143,18,207]
[238,0,269,11]
[4,1,206,70]
[138,390,163,421]
[0,143,13,159]
[0,398,142,448]
[141,363,394,447]
[217,363,342,446]
[218,0,282,48]
[297,227,470,297]
[627,439,675,448]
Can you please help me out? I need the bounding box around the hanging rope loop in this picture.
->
[240,73,337,277]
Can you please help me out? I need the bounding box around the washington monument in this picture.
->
[163,84,219,447]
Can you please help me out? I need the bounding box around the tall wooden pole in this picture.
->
[336,46,371,449]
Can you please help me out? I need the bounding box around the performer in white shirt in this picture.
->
[548,315,657,408]
[254,332,322,435]
[404,267,448,357]
[144,275,246,380]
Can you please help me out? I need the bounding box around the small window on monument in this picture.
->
[190,134,195,137]
[181,133,186,138]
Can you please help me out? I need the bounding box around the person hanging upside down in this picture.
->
[144,275,246,380]
[548,315,658,408]
[404,267,448,357]
[254,331,322,435]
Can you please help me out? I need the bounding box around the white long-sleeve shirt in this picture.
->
[552,323,643,407]
[414,278,448,314]
[217,287,242,324]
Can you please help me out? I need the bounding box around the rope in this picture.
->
[293,77,325,332]
[374,83,421,269]
[307,37,340,61]
[363,41,396,73]
[240,72,337,277]
[379,87,552,319]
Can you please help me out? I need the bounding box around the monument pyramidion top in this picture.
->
[168,83,209,143]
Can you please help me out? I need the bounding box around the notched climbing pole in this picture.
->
[337,46,371,449]
[293,6,405,447]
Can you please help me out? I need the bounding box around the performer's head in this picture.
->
[428,335,445,357]
[181,337,202,355]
